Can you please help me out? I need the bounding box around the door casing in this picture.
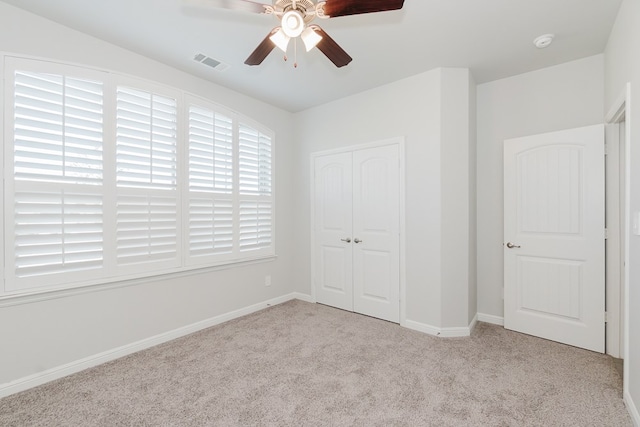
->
[605,83,631,395]
[605,116,627,359]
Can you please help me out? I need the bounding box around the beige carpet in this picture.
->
[0,300,631,426]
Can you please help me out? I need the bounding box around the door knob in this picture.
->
[354,238,362,244]
[341,238,351,243]
[506,242,521,249]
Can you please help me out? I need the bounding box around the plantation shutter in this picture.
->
[188,106,233,193]
[8,70,105,290]
[238,124,272,253]
[186,104,234,263]
[14,72,103,184]
[115,87,179,267]
[3,57,276,297]
[115,194,178,264]
[116,87,177,189]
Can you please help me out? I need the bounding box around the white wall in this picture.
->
[440,69,476,328]
[0,2,478,391]
[604,0,640,420]
[293,70,443,327]
[476,55,605,318]
[0,2,296,386]
[293,68,476,330]
[468,73,478,324]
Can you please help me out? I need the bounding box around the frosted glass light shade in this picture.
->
[301,27,322,52]
[269,28,290,52]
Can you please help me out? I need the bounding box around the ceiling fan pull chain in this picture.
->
[294,37,298,68]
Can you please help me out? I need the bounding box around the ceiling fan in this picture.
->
[189,0,405,68]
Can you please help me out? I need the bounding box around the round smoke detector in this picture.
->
[533,34,555,49]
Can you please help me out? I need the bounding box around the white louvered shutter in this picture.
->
[115,87,179,268]
[4,58,276,297]
[7,70,105,290]
[186,104,234,263]
[238,124,273,254]
[115,194,178,263]
[13,191,103,278]
[116,87,177,189]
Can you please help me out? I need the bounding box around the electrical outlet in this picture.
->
[265,275,271,287]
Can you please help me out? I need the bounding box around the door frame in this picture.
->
[605,83,631,393]
[310,137,406,324]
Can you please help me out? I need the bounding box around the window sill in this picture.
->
[0,255,278,308]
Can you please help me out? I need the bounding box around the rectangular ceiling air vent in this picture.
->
[194,53,229,72]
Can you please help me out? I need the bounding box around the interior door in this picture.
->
[352,145,400,323]
[314,152,354,311]
[504,125,605,352]
[313,144,400,323]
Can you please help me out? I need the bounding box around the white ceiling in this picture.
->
[1,0,622,112]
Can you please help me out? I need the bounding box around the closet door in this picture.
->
[353,145,400,323]
[313,152,354,311]
[313,144,400,323]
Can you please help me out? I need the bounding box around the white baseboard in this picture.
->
[403,319,442,336]
[0,293,304,399]
[291,292,314,303]
[468,313,478,333]
[403,314,477,338]
[626,390,640,427]
[439,326,471,338]
[477,312,504,326]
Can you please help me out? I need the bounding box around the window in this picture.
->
[238,124,272,253]
[185,97,274,265]
[6,64,106,291]
[115,87,179,269]
[2,57,274,296]
[186,103,234,264]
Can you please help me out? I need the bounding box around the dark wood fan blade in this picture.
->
[184,0,269,14]
[322,0,404,18]
[310,25,352,68]
[244,28,278,65]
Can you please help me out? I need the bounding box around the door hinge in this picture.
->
[605,228,609,239]
[604,311,609,323]
[604,143,609,156]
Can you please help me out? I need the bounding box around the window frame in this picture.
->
[1,55,276,298]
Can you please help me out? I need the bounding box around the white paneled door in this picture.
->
[314,152,354,312]
[314,144,400,323]
[504,125,605,352]
[352,146,400,322]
